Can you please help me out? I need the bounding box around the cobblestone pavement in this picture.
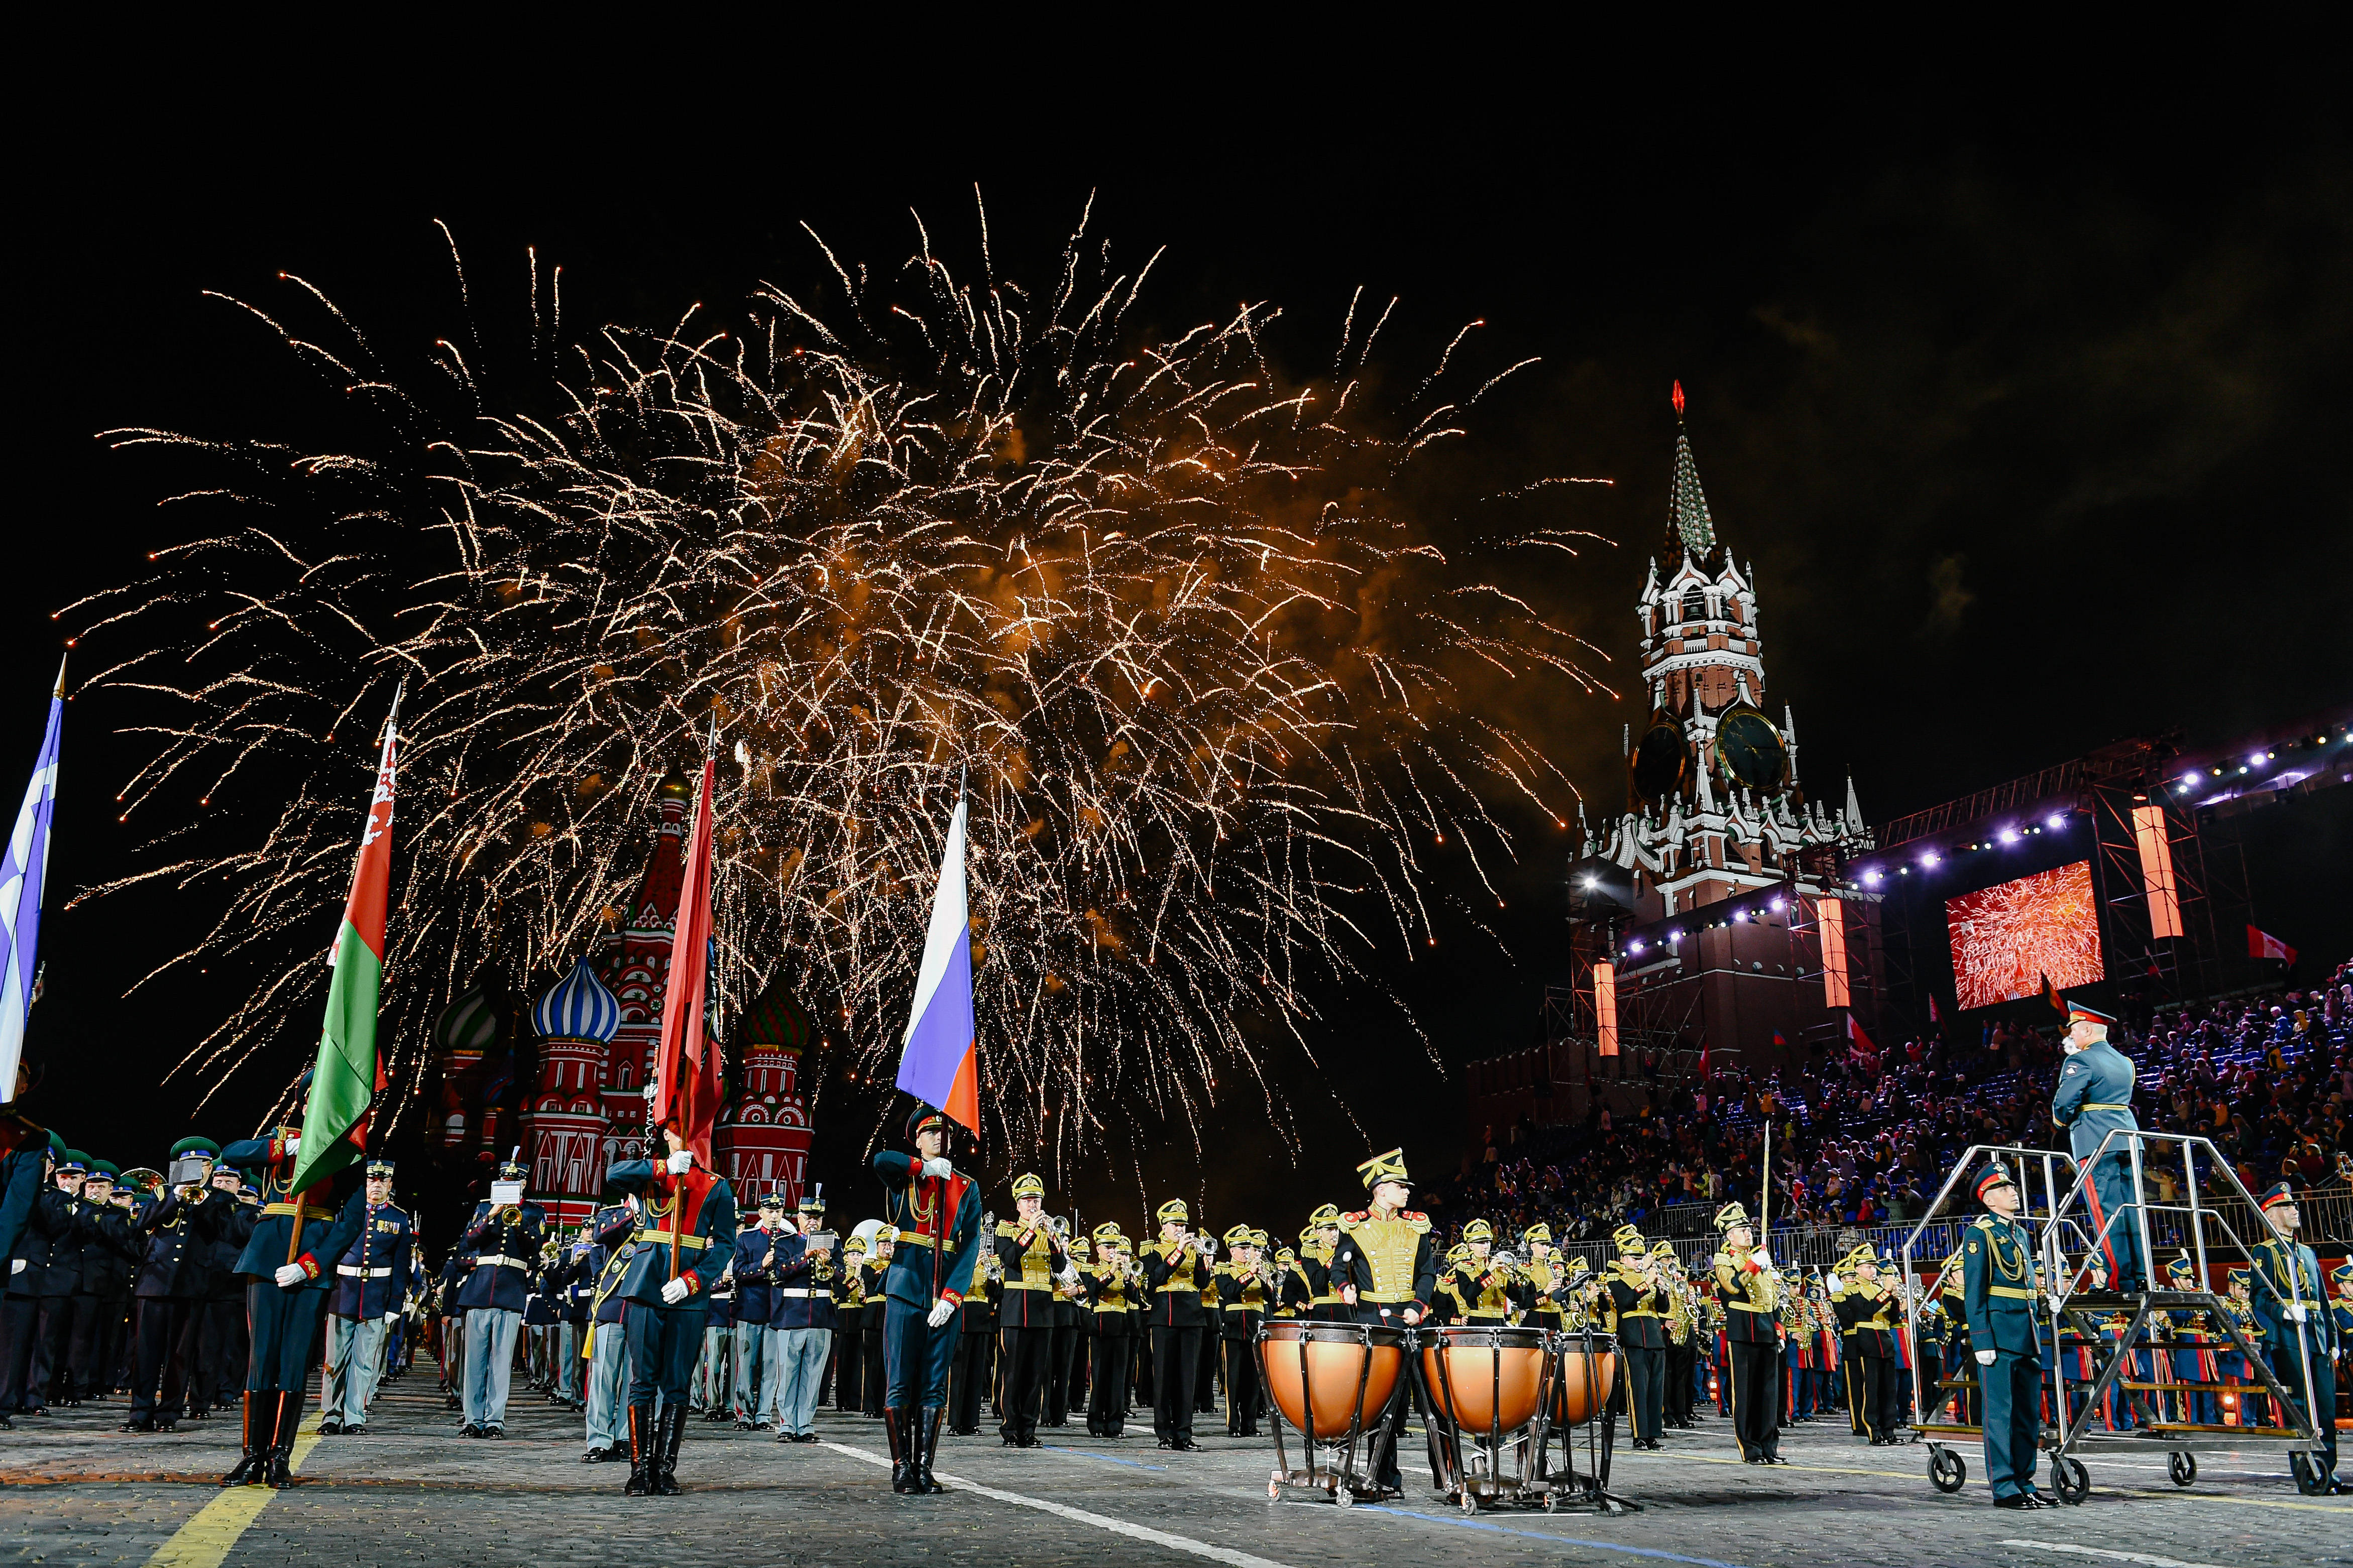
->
[2,1363,2341,1567]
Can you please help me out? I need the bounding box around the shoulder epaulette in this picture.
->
[1404,1212,1431,1234]
[1711,1251,1730,1268]
[1339,1210,1368,1233]
[1970,1214,1996,1231]
[995,1220,1018,1237]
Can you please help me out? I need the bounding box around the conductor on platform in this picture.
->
[2048,1001,2145,1291]
[872,1103,982,1495]
[1963,1161,2052,1509]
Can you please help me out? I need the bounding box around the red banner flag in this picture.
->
[652,756,723,1165]
[2247,925,2297,967]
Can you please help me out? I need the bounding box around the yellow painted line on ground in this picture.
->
[145,1411,324,1567]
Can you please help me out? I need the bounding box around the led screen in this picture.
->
[1945,859,2104,1010]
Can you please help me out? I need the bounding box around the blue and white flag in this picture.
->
[0,660,64,1104]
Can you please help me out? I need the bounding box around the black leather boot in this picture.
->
[624,1403,654,1496]
[264,1392,299,1488]
[916,1407,948,1494]
[655,1403,688,1495]
[219,1391,266,1487]
[884,1405,910,1492]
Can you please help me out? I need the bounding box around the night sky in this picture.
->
[12,64,2349,1221]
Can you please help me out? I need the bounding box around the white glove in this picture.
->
[927,1299,956,1328]
[1402,1307,1422,1325]
[922,1157,954,1179]
[660,1277,692,1304]
[1975,1349,1997,1366]
[666,1151,693,1175]
[1826,1272,1842,1291]
[275,1264,307,1288]
[282,1136,301,1156]
[12,1258,26,1274]
[2286,1305,2307,1324]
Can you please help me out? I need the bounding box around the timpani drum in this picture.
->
[1421,1325,1552,1434]
[1258,1320,1408,1505]
[1551,1330,1619,1426]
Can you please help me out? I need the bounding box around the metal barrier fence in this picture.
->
[1519,1179,2350,1282]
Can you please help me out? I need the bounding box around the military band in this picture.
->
[14,1084,2353,1517]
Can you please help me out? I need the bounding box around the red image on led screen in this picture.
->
[1945,860,2104,1011]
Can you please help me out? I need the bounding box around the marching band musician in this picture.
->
[833,1235,868,1413]
[1711,1201,1784,1464]
[1292,1204,1348,1322]
[572,1194,635,1464]
[859,1231,893,1418]
[1451,1221,1516,1325]
[995,1173,1065,1450]
[1332,1149,1436,1498]
[1609,1224,1669,1451]
[730,1191,787,1429]
[1047,1224,1084,1429]
[452,1152,545,1440]
[1083,1223,1137,1437]
[2161,1253,2219,1425]
[949,1236,998,1437]
[1520,1224,1567,1333]
[1144,1197,1211,1451]
[317,1157,411,1436]
[1432,1243,1470,1325]
[1195,1225,1222,1423]
[1656,1242,1697,1430]
[1216,1225,1271,1437]
[767,1191,837,1444]
[1834,1244,1901,1444]
[119,1139,231,1434]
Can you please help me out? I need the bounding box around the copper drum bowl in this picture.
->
[1419,1325,1550,1433]
[1260,1321,1407,1440]
[1550,1332,1619,1426]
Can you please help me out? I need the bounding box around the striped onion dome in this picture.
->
[738,969,814,1049]
[431,983,502,1055]
[532,957,622,1044]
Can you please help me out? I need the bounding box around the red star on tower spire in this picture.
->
[1671,379,1685,418]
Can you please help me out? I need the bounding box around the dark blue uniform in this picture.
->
[220,1133,363,1394]
[597,1156,738,1495]
[123,1184,229,1428]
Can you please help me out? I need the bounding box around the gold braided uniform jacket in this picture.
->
[1713,1246,1780,1346]
[1521,1257,1570,1327]
[1333,1208,1436,1312]
[1447,1261,1519,1322]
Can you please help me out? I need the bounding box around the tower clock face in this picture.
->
[1715,705,1786,792]
[1631,717,1691,804]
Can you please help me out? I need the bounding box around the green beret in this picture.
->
[170,1137,221,1159]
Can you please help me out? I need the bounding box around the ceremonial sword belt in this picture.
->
[2079,1103,2132,1113]
[1360,1290,1416,1303]
[893,1229,937,1247]
[263,1201,334,1221]
[775,1288,825,1298]
[1987,1286,2035,1300]
[637,1229,710,1250]
[471,1255,532,1270]
[338,1264,393,1278]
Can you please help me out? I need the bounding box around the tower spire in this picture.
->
[1666,382,1717,569]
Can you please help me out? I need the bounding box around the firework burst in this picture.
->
[66,203,1612,1178]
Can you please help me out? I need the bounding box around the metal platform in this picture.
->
[1893,1137,2328,1502]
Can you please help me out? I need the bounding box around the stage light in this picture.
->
[1921,852,1940,868]
[2238,765,2248,774]
[1899,867,1910,876]
[1629,939,1645,954]
[2047,813,2066,828]
[1582,875,1599,889]
[1863,871,1881,886]
[1667,928,1683,942]
[1735,909,1749,922]
[1769,896,1784,911]
[2182,773,2200,788]
[1998,828,2018,844]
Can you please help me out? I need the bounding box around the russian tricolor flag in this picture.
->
[896,794,979,1130]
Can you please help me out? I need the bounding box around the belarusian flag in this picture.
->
[288,686,400,1194]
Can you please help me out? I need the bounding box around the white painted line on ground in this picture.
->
[1998,1540,2233,1568]
[1363,1505,1751,1568]
[819,1441,1295,1568]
